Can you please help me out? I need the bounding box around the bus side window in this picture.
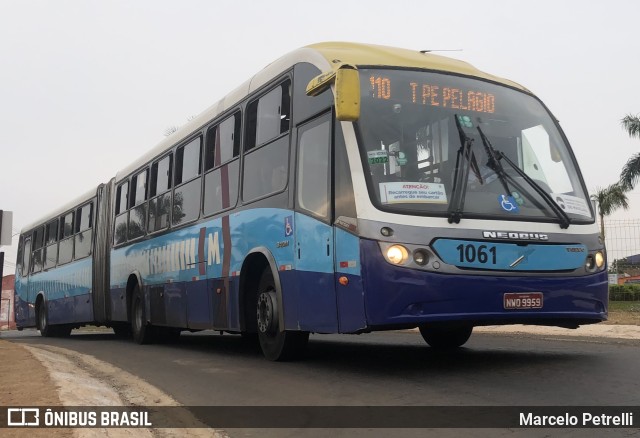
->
[173,136,202,226]
[44,219,58,270]
[114,181,129,245]
[245,80,291,151]
[148,154,172,233]
[128,169,148,240]
[21,236,32,277]
[204,112,241,216]
[75,202,93,259]
[31,226,44,274]
[243,80,291,202]
[58,211,74,265]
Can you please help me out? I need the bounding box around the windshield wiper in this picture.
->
[476,126,511,195]
[476,126,571,229]
[448,115,482,224]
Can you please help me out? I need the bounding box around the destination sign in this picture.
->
[368,75,496,114]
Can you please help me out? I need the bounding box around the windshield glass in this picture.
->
[357,69,593,223]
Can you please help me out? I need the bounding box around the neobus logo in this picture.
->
[482,231,549,241]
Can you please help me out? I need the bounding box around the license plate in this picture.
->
[503,292,543,310]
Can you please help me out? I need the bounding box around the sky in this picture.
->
[1,0,639,273]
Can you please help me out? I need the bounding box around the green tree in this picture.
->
[619,114,640,189]
[591,183,629,242]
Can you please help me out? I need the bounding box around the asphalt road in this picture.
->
[5,329,640,437]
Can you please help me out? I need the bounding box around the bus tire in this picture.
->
[419,324,473,349]
[37,300,55,337]
[256,268,308,361]
[131,285,154,344]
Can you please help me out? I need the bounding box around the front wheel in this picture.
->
[256,269,308,361]
[419,324,473,349]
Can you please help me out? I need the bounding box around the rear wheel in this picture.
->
[37,301,55,337]
[419,324,473,349]
[37,301,71,337]
[131,285,154,344]
[256,269,308,361]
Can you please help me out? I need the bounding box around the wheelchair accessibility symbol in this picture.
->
[498,194,520,213]
[284,215,294,236]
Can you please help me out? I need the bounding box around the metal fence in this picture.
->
[602,219,640,297]
[603,219,640,265]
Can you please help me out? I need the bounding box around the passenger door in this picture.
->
[294,113,338,332]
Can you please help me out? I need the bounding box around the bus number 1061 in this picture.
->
[456,243,497,265]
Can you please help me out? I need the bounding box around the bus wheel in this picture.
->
[131,285,154,344]
[37,301,54,337]
[256,269,308,361]
[419,324,473,349]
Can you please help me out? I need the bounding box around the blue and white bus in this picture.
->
[15,42,608,360]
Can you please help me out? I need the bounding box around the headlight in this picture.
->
[585,251,606,271]
[595,251,605,269]
[386,245,409,265]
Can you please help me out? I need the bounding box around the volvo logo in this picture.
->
[509,247,536,268]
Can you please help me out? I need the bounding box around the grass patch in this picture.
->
[606,300,640,325]
[609,301,640,312]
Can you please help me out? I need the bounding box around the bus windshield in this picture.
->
[357,69,593,223]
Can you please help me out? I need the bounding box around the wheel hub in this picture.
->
[257,291,278,334]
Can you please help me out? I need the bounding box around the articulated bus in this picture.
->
[15,42,608,360]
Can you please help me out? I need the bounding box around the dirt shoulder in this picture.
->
[0,338,224,437]
[0,339,74,438]
[606,304,640,325]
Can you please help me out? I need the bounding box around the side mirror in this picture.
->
[334,67,360,121]
[306,65,360,122]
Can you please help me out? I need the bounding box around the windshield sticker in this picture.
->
[367,150,389,165]
[396,151,408,166]
[498,194,520,213]
[380,182,448,204]
[551,194,591,217]
[511,191,525,206]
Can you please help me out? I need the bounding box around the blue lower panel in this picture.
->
[280,270,338,333]
[47,296,74,325]
[110,288,127,321]
[188,280,210,329]
[335,273,367,333]
[74,293,93,323]
[360,239,608,327]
